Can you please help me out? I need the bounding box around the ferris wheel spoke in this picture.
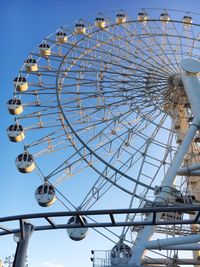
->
[69,110,175,210]
[146,21,182,74]
[62,130,153,192]
[93,28,168,73]
[79,127,150,209]
[47,109,148,184]
[102,21,177,76]
[121,117,175,236]
[58,118,155,191]
[60,30,171,79]
[80,134,159,210]
[72,36,172,80]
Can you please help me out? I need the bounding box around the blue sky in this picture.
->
[1,0,200,266]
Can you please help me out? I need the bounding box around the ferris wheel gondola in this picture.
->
[74,21,86,34]
[25,57,38,72]
[7,98,23,115]
[38,42,51,56]
[116,12,126,24]
[95,16,106,28]
[35,183,56,207]
[137,10,148,22]
[111,241,131,265]
[182,14,193,24]
[15,152,35,173]
[7,124,25,142]
[160,11,170,22]
[13,76,28,92]
[56,29,68,44]
[66,216,88,241]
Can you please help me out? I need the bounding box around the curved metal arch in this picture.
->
[1,205,200,236]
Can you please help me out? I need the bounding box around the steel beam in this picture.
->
[0,206,200,236]
[13,221,34,267]
[146,234,200,249]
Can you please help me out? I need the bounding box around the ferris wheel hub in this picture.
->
[180,59,200,74]
[168,74,183,86]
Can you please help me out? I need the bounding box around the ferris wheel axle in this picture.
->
[181,59,200,122]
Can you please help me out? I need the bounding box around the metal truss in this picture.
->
[1,204,200,237]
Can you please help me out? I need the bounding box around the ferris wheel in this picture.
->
[7,7,200,266]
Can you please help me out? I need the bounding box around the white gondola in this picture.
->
[137,11,148,22]
[13,76,28,92]
[7,124,25,142]
[160,11,170,23]
[38,43,51,56]
[25,57,38,72]
[111,242,131,265]
[182,15,192,25]
[35,183,56,207]
[95,17,106,28]
[116,13,126,24]
[74,23,86,35]
[66,216,88,241]
[15,152,35,173]
[7,98,23,115]
[56,30,67,44]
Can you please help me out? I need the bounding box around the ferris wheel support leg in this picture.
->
[13,221,34,267]
[181,79,200,120]
[129,62,200,266]
[129,117,198,266]
[180,59,200,267]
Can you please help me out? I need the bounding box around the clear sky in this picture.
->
[1,0,200,266]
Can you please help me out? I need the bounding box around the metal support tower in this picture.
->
[129,59,200,266]
[13,221,34,267]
